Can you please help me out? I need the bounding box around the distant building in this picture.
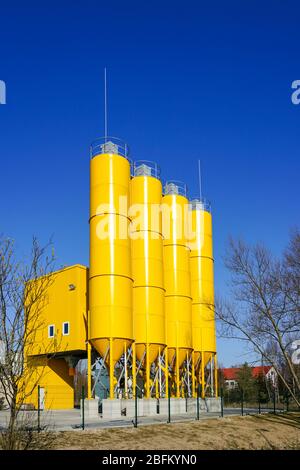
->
[222,366,277,389]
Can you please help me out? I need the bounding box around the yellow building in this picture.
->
[24,264,88,409]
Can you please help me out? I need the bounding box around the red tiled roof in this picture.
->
[222,366,272,380]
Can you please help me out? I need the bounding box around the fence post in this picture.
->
[273,389,276,415]
[196,384,200,420]
[134,386,138,428]
[220,387,224,418]
[82,385,85,430]
[37,385,41,433]
[241,388,244,416]
[258,391,261,415]
[286,393,289,412]
[167,385,171,423]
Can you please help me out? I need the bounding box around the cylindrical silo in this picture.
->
[89,138,133,399]
[130,161,166,398]
[189,199,217,397]
[162,182,192,398]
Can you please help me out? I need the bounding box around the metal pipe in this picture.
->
[82,385,85,430]
[37,385,41,433]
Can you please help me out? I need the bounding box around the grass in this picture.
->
[47,412,300,450]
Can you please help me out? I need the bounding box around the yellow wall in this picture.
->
[26,265,88,357]
[24,357,74,410]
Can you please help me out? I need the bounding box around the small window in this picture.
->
[63,322,70,336]
[48,325,55,338]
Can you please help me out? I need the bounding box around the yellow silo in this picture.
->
[162,182,192,398]
[89,138,133,399]
[130,161,166,398]
[189,199,217,398]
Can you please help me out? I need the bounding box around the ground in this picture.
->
[51,413,300,450]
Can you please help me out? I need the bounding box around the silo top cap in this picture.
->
[133,160,161,179]
[101,141,118,154]
[90,136,130,160]
[190,198,211,212]
[164,180,187,197]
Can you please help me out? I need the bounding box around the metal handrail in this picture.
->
[132,160,161,179]
[90,136,131,160]
[164,180,187,197]
[189,198,211,212]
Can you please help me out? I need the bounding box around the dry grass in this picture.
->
[50,412,300,450]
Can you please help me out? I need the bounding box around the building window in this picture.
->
[63,322,70,336]
[48,325,55,338]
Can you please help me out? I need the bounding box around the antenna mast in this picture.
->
[104,67,108,141]
[198,159,202,201]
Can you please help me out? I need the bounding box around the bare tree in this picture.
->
[0,236,55,449]
[215,231,300,407]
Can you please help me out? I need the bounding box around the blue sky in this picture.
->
[0,0,299,366]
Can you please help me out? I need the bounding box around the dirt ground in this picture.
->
[51,413,300,450]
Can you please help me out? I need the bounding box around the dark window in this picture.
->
[63,322,69,335]
[48,325,55,338]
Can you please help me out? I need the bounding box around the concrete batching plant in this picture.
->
[23,136,219,416]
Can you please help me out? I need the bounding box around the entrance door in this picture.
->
[39,387,45,410]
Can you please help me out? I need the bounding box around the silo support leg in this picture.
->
[165,347,169,399]
[201,351,205,399]
[192,351,195,398]
[124,342,128,399]
[109,338,114,399]
[210,353,214,397]
[158,347,162,398]
[132,342,136,399]
[214,354,218,398]
[87,341,92,399]
[176,348,180,398]
[146,343,150,398]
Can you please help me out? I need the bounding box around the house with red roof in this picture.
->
[222,365,277,389]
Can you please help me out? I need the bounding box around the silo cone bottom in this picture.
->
[90,337,132,399]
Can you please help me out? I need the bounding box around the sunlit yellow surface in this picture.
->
[162,193,192,369]
[189,208,216,365]
[130,175,165,369]
[23,357,74,410]
[89,151,133,367]
[26,265,88,357]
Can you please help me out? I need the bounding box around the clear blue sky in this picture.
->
[0,1,299,366]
